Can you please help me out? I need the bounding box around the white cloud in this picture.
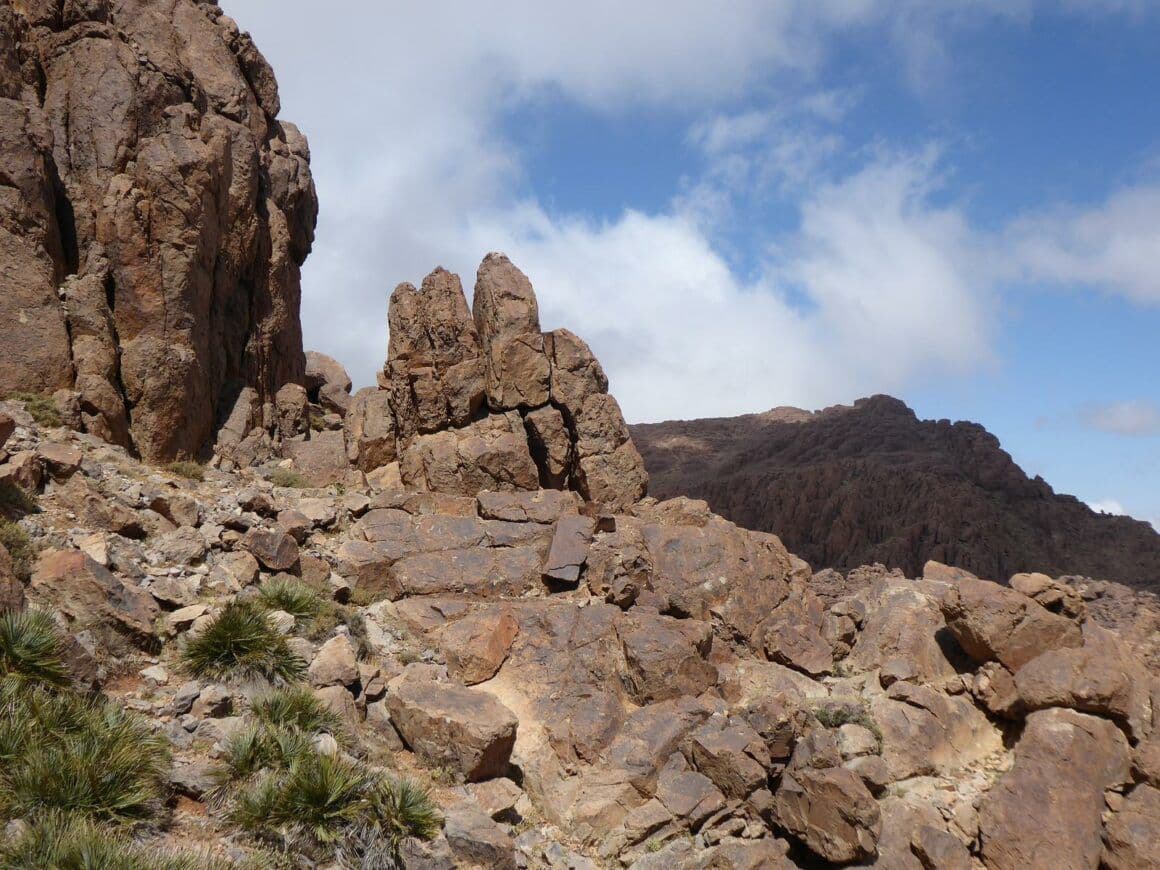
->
[1078,400,1160,436]
[220,0,1160,426]
[1008,185,1160,304]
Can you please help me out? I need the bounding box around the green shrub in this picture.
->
[0,481,38,519]
[165,461,206,482]
[209,724,316,803]
[814,702,883,750]
[0,519,37,581]
[180,601,306,684]
[0,610,69,687]
[0,683,170,823]
[0,811,232,870]
[7,393,61,428]
[230,753,440,860]
[258,577,322,621]
[251,685,343,737]
[269,468,310,489]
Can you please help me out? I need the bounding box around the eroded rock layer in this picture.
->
[0,0,317,461]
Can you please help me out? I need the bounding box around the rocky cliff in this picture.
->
[632,395,1160,591]
[0,0,316,461]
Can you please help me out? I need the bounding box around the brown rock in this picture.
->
[344,388,397,471]
[400,412,540,496]
[388,547,542,600]
[440,608,519,685]
[940,574,1083,671]
[308,634,359,688]
[0,544,24,613]
[28,549,159,642]
[542,513,595,587]
[684,716,771,799]
[524,404,573,488]
[282,430,349,486]
[35,442,82,478]
[573,394,648,510]
[761,592,833,677]
[1014,627,1153,742]
[617,611,717,704]
[847,578,959,684]
[0,413,13,451]
[304,351,351,398]
[472,253,548,410]
[443,801,517,869]
[544,328,609,421]
[773,766,881,863]
[978,708,1131,870]
[385,677,518,782]
[0,0,317,460]
[241,528,299,571]
[910,825,972,870]
[1102,784,1160,870]
[476,489,580,524]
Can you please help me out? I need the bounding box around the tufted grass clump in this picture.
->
[252,685,344,737]
[258,577,323,621]
[0,519,38,581]
[165,461,206,482]
[0,610,69,688]
[7,393,62,428]
[269,468,310,489]
[0,681,171,823]
[0,481,38,519]
[180,601,306,684]
[814,702,884,750]
[229,752,440,860]
[0,811,232,870]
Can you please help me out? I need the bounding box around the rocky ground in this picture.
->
[2,257,1159,869]
[632,397,1160,591]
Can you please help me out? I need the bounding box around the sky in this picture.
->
[224,0,1160,529]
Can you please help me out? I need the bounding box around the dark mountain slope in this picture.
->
[631,395,1160,590]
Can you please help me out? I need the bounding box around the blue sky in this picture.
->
[225,1,1160,528]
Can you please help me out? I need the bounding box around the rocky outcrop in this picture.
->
[632,395,1160,591]
[0,1,316,461]
[332,253,648,511]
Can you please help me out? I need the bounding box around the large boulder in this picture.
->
[0,1,317,460]
[773,766,881,864]
[385,676,518,782]
[978,708,1131,870]
[28,549,159,642]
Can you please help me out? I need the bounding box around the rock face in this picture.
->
[0,1,316,461]
[338,254,648,511]
[632,395,1160,591]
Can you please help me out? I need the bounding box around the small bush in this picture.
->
[7,393,61,428]
[251,685,343,737]
[258,577,322,621]
[269,468,311,489]
[0,610,69,688]
[814,703,883,750]
[181,601,306,684]
[230,753,440,860]
[0,481,38,519]
[165,461,206,482]
[0,683,170,823]
[0,519,37,581]
[0,811,232,870]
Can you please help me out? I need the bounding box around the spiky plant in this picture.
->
[180,601,306,683]
[258,577,322,621]
[208,725,316,804]
[251,685,344,737]
[368,776,442,853]
[230,752,372,846]
[0,811,233,870]
[0,685,170,823]
[0,609,69,688]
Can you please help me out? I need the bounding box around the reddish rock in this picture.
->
[542,513,595,587]
[241,528,300,571]
[0,0,317,460]
[773,767,881,863]
[440,608,520,685]
[761,592,833,677]
[386,677,518,782]
[1102,784,1160,870]
[304,351,351,398]
[617,611,717,704]
[473,253,549,410]
[978,708,1131,870]
[399,412,540,496]
[0,413,13,451]
[28,549,159,642]
[344,388,397,471]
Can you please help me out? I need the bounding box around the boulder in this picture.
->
[28,549,159,642]
[386,678,518,782]
[773,767,881,864]
[542,513,595,587]
[683,716,771,799]
[1102,784,1160,870]
[939,574,1083,671]
[308,635,359,688]
[443,801,518,869]
[761,592,833,677]
[241,528,299,571]
[978,708,1131,870]
[617,611,717,704]
[304,352,352,398]
[439,608,519,685]
[344,388,397,471]
[0,413,14,451]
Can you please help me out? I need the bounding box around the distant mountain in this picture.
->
[631,395,1160,591]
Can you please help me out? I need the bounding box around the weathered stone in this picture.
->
[386,677,518,781]
[617,611,717,704]
[544,328,609,422]
[388,547,542,600]
[761,592,833,677]
[304,352,351,398]
[282,430,349,486]
[939,573,1083,671]
[684,716,771,799]
[542,513,595,587]
[440,608,519,685]
[1102,784,1160,870]
[308,634,359,688]
[910,825,972,870]
[978,708,1131,870]
[573,396,648,510]
[29,549,159,642]
[476,489,580,524]
[773,767,881,864]
[472,253,548,410]
[35,442,82,478]
[524,405,573,488]
[400,413,540,496]
[0,544,24,613]
[344,387,397,471]
[241,528,299,571]
[443,801,517,870]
